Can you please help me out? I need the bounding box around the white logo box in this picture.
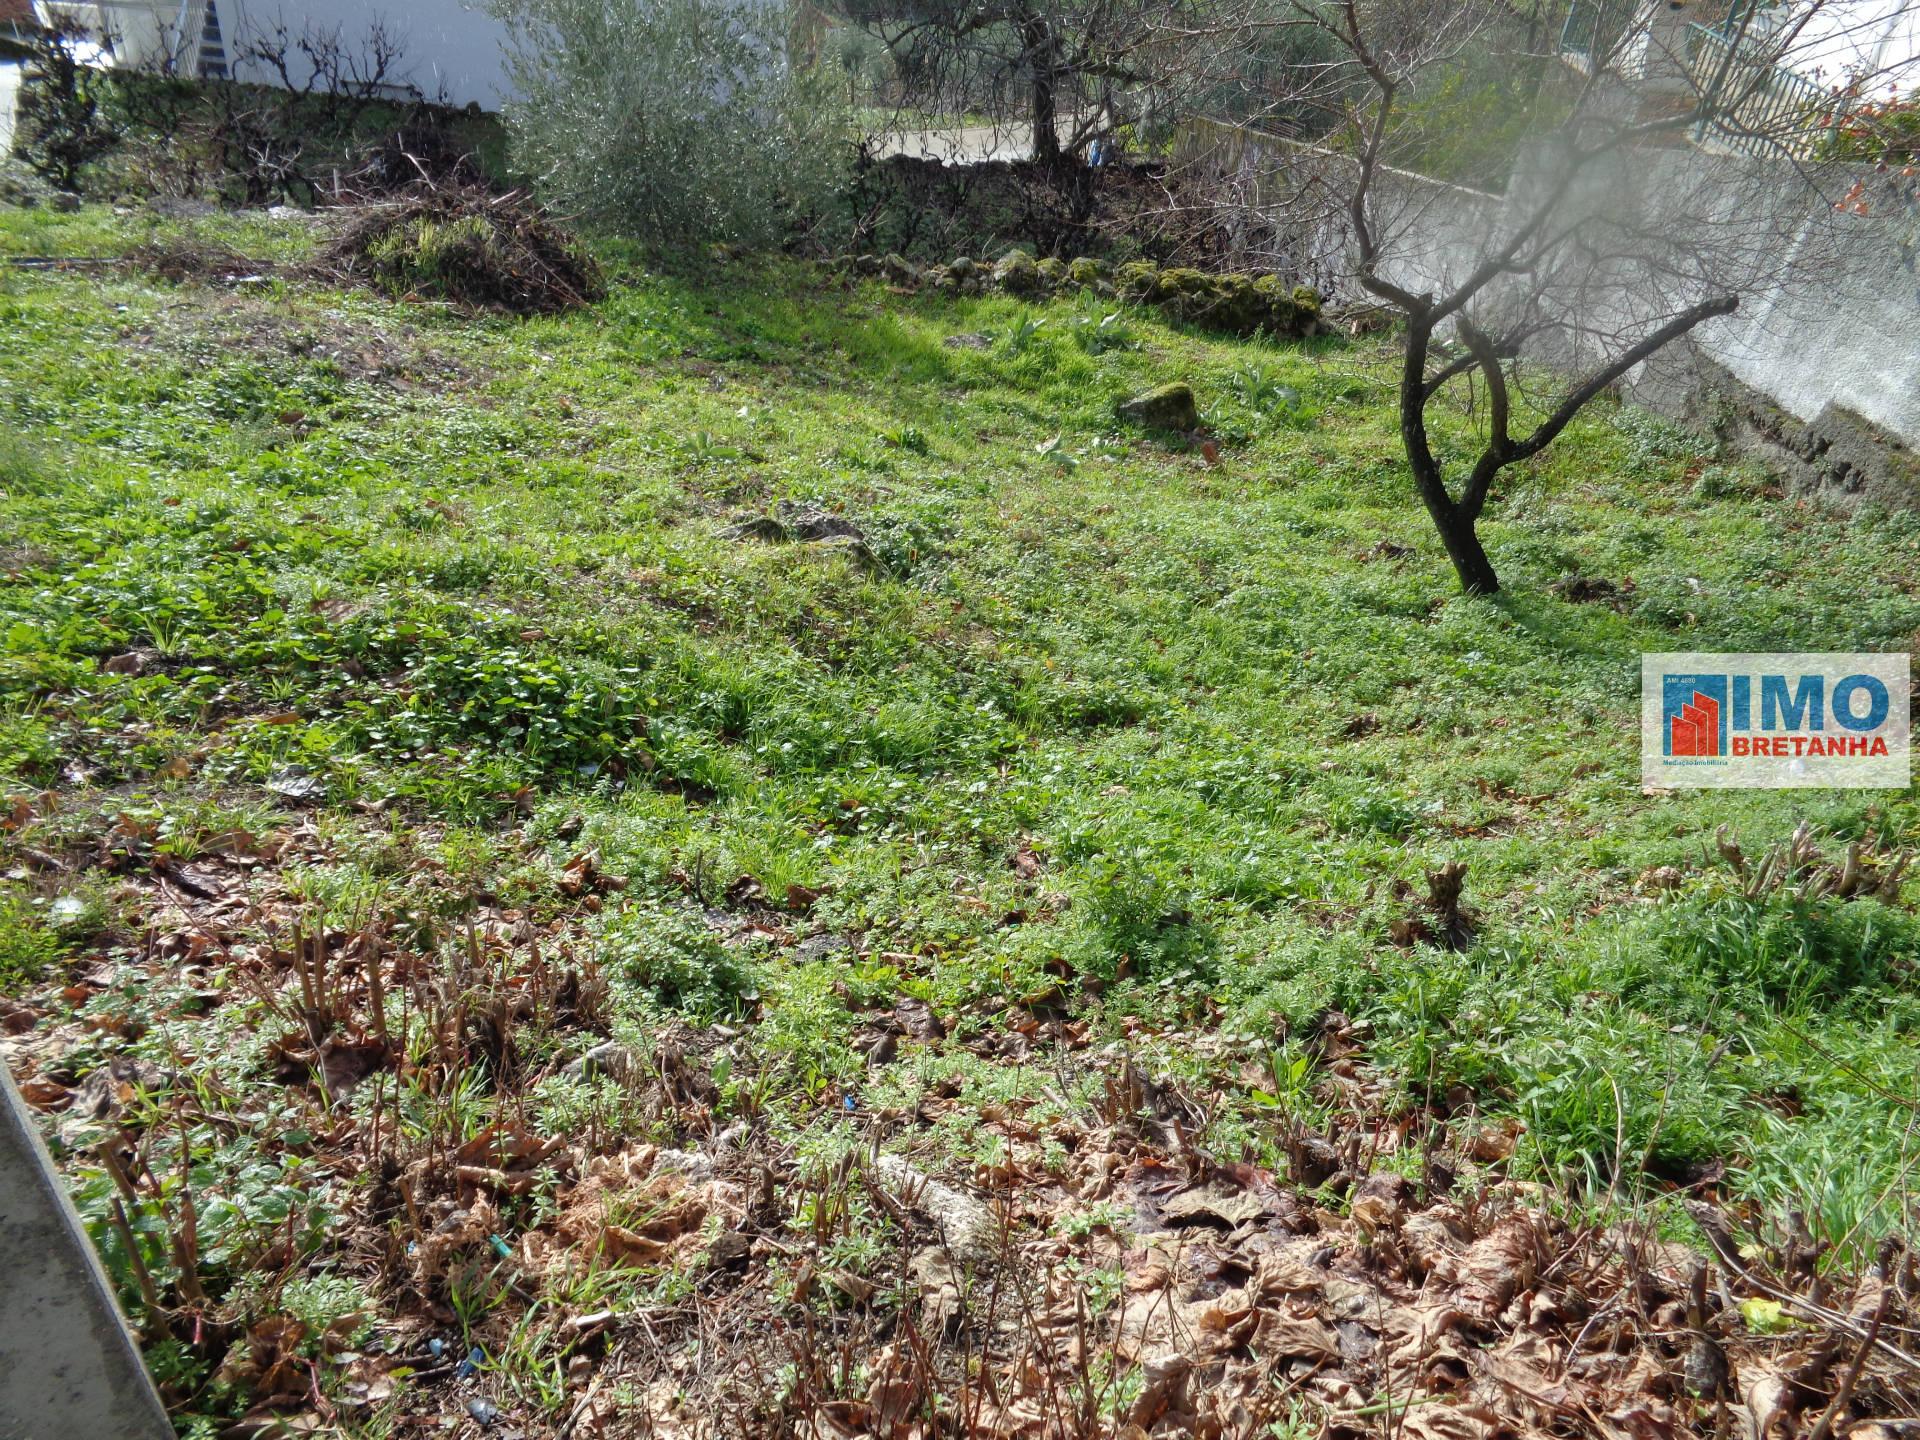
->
[1641,652,1911,790]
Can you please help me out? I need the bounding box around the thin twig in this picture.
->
[1808,1286,1890,1440]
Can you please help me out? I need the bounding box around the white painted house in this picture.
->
[40,1,516,108]
[1559,0,1920,156]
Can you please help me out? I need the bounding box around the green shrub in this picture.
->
[595,902,758,1017]
[1606,892,1920,1019]
[10,23,118,191]
[494,0,853,250]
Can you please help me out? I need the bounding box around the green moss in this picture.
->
[1114,260,1160,300]
[1115,381,1199,430]
[1067,256,1110,287]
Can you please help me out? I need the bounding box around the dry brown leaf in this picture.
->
[1161,1184,1270,1227]
[1481,1338,1574,1422]
[1126,1353,1193,1429]
[1255,1250,1328,1295]
[1254,1309,1342,1361]
[908,1246,968,1335]
[1352,1193,1403,1234]
[1463,1116,1524,1161]
[1383,1301,1469,1367]
[865,1342,926,1438]
[1458,1213,1539,1319]
[1114,1280,1185,1362]
[1599,1399,1679,1440]
[1404,1208,1468,1278]
[1400,1400,1499,1440]
[15,1077,69,1110]
[1741,1366,1792,1440]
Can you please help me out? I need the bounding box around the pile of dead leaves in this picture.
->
[580,1034,1920,1440]
[1082,1168,1920,1440]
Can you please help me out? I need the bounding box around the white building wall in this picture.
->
[0,59,20,152]
[44,0,514,108]
[219,1,514,108]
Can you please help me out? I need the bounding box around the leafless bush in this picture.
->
[108,17,485,206]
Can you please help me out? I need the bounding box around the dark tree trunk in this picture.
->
[1021,16,1063,168]
[1426,494,1501,596]
[1397,318,1502,595]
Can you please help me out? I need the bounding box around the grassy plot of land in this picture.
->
[1,205,1918,1437]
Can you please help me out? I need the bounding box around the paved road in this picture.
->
[869,122,1040,164]
[0,1069,172,1440]
[868,116,1103,165]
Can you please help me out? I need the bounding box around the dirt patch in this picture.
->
[4,791,1918,1438]
[124,285,481,394]
[127,238,277,285]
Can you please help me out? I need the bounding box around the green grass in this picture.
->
[2,202,1919,1343]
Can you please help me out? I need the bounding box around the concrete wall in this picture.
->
[1179,119,1920,452]
[0,1070,172,1440]
[1699,199,1920,445]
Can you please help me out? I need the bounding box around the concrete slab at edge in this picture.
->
[0,1067,172,1440]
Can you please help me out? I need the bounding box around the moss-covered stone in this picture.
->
[993,249,1043,296]
[1115,261,1160,301]
[1187,274,1261,334]
[1154,267,1214,302]
[1116,382,1199,431]
[1067,256,1110,287]
[1244,275,1322,338]
[853,244,1323,340]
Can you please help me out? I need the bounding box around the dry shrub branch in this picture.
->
[319,187,605,315]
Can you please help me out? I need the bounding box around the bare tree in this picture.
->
[231,16,414,112]
[841,0,1294,168]
[198,16,427,201]
[1226,0,1919,594]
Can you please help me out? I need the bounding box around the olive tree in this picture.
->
[492,0,852,248]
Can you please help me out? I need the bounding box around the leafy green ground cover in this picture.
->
[2,204,1917,1432]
